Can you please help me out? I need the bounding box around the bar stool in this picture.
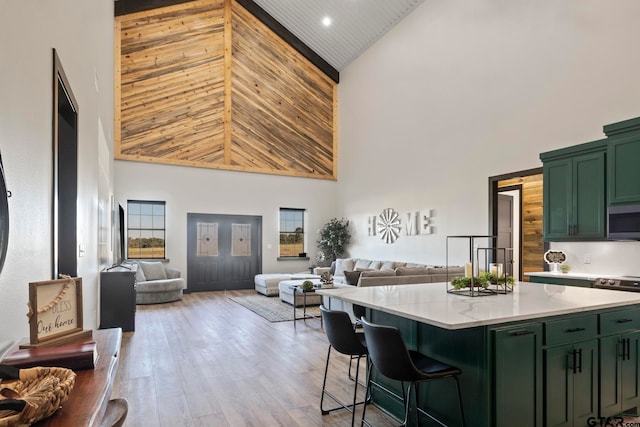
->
[348,303,367,380]
[360,317,465,427]
[320,305,369,426]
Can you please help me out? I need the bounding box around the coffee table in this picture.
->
[290,285,322,326]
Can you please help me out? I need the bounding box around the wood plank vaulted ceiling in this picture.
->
[115,0,425,72]
[114,0,424,179]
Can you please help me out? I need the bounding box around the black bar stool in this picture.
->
[320,305,369,426]
[360,317,465,427]
[348,303,367,380]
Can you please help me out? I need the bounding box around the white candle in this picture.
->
[490,264,498,276]
[465,262,473,278]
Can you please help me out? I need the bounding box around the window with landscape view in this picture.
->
[279,208,305,257]
[127,200,166,259]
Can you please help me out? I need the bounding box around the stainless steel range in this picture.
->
[594,277,640,292]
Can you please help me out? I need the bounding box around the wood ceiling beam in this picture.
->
[114,0,340,83]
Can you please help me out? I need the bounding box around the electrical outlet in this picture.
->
[583,255,591,264]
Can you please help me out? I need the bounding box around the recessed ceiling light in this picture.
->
[322,16,332,27]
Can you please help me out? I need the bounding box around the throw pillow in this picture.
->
[368,260,383,270]
[334,258,355,277]
[135,265,147,283]
[139,261,167,281]
[381,261,396,271]
[343,270,362,286]
[354,259,372,270]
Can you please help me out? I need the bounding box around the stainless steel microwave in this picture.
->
[608,204,640,240]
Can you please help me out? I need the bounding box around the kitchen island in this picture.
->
[317,282,640,426]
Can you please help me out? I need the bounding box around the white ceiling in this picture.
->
[251,0,425,72]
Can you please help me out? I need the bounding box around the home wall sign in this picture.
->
[367,208,433,244]
[24,276,91,348]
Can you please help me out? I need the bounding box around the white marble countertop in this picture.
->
[316,282,640,330]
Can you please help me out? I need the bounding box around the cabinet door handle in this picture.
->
[510,330,535,336]
[576,348,582,373]
[565,327,585,333]
[570,350,577,374]
[616,319,633,324]
[624,338,630,361]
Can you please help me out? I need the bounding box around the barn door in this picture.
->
[187,213,262,292]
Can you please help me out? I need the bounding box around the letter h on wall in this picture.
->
[368,216,377,236]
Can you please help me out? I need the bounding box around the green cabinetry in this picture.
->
[541,139,607,241]
[493,323,543,427]
[604,116,640,206]
[545,340,598,426]
[544,315,599,426]
[599,308,640,417]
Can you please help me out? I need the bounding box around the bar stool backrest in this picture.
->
[360,317,420,382]
[320,305,367,356]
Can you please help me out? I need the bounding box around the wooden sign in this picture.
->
[24,276,91,348]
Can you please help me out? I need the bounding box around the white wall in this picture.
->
[114,161,338,282]
[338,0,640,270]
[0,0,114,345]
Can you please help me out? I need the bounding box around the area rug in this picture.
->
[229,294,321,322]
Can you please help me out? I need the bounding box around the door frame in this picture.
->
[186,212,262,292]
[488,167,547,281]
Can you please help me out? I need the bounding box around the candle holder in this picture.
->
[446,235,514,296]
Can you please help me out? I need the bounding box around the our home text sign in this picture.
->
[368,208,432,244]
[26,277,86,347]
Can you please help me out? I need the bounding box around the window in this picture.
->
[279,208,305,257]
[127,200,166,259]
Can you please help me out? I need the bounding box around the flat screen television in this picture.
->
[113,203,125,265]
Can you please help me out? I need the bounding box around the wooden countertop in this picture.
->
[316,282,640,330]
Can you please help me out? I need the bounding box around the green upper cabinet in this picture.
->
[541,139,607,241]
[604,116,640,206]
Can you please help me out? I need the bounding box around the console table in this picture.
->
[33,328,122,426]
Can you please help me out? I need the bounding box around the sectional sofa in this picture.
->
[313,258,465,317]
[313,258,465,287]
[253,257,464,310]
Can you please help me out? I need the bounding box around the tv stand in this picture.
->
[100,266,136,332]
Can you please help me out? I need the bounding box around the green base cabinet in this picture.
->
[544,340,598,427]
[541,139,607,241]
[604,116,640,206]
[367,305,640,427]
[599,332,640,417]
[599,309,640,418]
[493,323,543,427]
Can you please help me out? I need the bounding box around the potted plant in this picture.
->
[300,280,315,291]
[560,264,571,274]
[316,218,351,265]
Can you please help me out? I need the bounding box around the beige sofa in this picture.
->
[314,258,464,287]
[315,258,465,318]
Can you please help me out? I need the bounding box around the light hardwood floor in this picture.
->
[112,290,397,426]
